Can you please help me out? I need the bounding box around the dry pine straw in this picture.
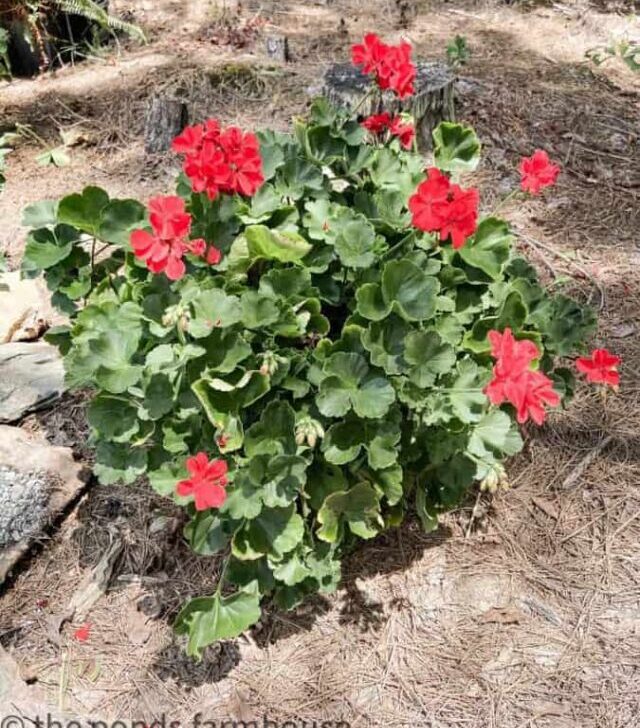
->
[1,0,640,725]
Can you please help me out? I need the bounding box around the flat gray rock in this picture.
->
[0,342,65,423]
[0,425,89,584]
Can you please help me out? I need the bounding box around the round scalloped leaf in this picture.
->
[433,122,481,173]
[382,259,440,321]
[458,218,512,280]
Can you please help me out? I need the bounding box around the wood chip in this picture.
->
[532,496,559,520]
[480,605,524,625]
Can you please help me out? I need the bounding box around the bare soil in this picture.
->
[1,1,640,726]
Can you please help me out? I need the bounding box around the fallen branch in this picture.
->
[557,435,614,491]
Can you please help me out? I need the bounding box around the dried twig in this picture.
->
[557,435,614,491]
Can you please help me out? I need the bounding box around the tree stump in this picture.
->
[144,95,189,154]
[265,34,290,63]
[323,62,456,151]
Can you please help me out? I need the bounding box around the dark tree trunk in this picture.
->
[323,62,456,151]
[144,96,189,154]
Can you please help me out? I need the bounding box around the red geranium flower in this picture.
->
[73,623,91,642]
[130,196,213,280]
[176,452,229,511]
[389,116,415,149]
[173,119,264,200]
[433,185,479,250]
[172,124,204,156]
[488,328,540,377]
[576,348,620,388]
[409,168,479,249]
[408,168,450,230]
[511,370,561,425]
[352,34,416,99]
[378,41,416,99]
[351,33,387,75]
[361,112,392,134]
[206,246,222,265]
[519,150,560,195]
[485,328,559,425]
[218,127,265,197]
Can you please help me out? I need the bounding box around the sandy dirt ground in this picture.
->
[1,1,640,726]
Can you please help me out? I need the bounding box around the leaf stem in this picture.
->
[381,229,416,260]
[349,87,376,121]
[215,555,231,597]
[492,188,520,216]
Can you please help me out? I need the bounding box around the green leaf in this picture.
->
[496,290,527,331]
[185,511,230,555]
[200,330,251,374]
[448,360,490,423]
[277,157,325,199]
[361,316,410,375]
[468,409,523,460]
[87,395,139,441]
[433,122,481,173]
[175,581,261,658]
[270,552,312,586]
[260,454,308,508]
[244,400,297,458]
[530,294,597,356]
[383,258,441,321]
[192,379,244,452]
[416,488,439,533]
[240,290,280,328]
[93,441,147,485]
[22,224,77,271]
[98,199,146,246]
[244,225,312,263]
[322,419,365,464]
[227,556,276,592]
[317,483,382,542]
[57,186,110,235]
[22,199,58,227]
[316,352,395,419]
[458,218,512,280]
[306,461,348,511]
[222,471,264,520]
[404,330,456,387]
[369,464,404,506]
[432,454,476,508]
[323,417,400,469]
[189,289,242,338]
[356,283,388,321]
[143,373,175,420]
[233,505,304,560]
[357,259,440,322]
[334,219,376,268]
[36,147,71,168]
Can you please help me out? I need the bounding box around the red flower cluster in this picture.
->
[519,150,560,195]
[176,452,229,511]
[172,119,264,200]
[361,112,415,149]
[408,168,479,249]
[484,328,560,426]
[130,196,221,280]
[576,348,620,388]
[352,33,416,99]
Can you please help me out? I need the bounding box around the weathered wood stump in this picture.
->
[323,62,456,151]
[144,95,189,154]
[265,34,290,62]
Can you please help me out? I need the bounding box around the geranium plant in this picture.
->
[21,34,612,658]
